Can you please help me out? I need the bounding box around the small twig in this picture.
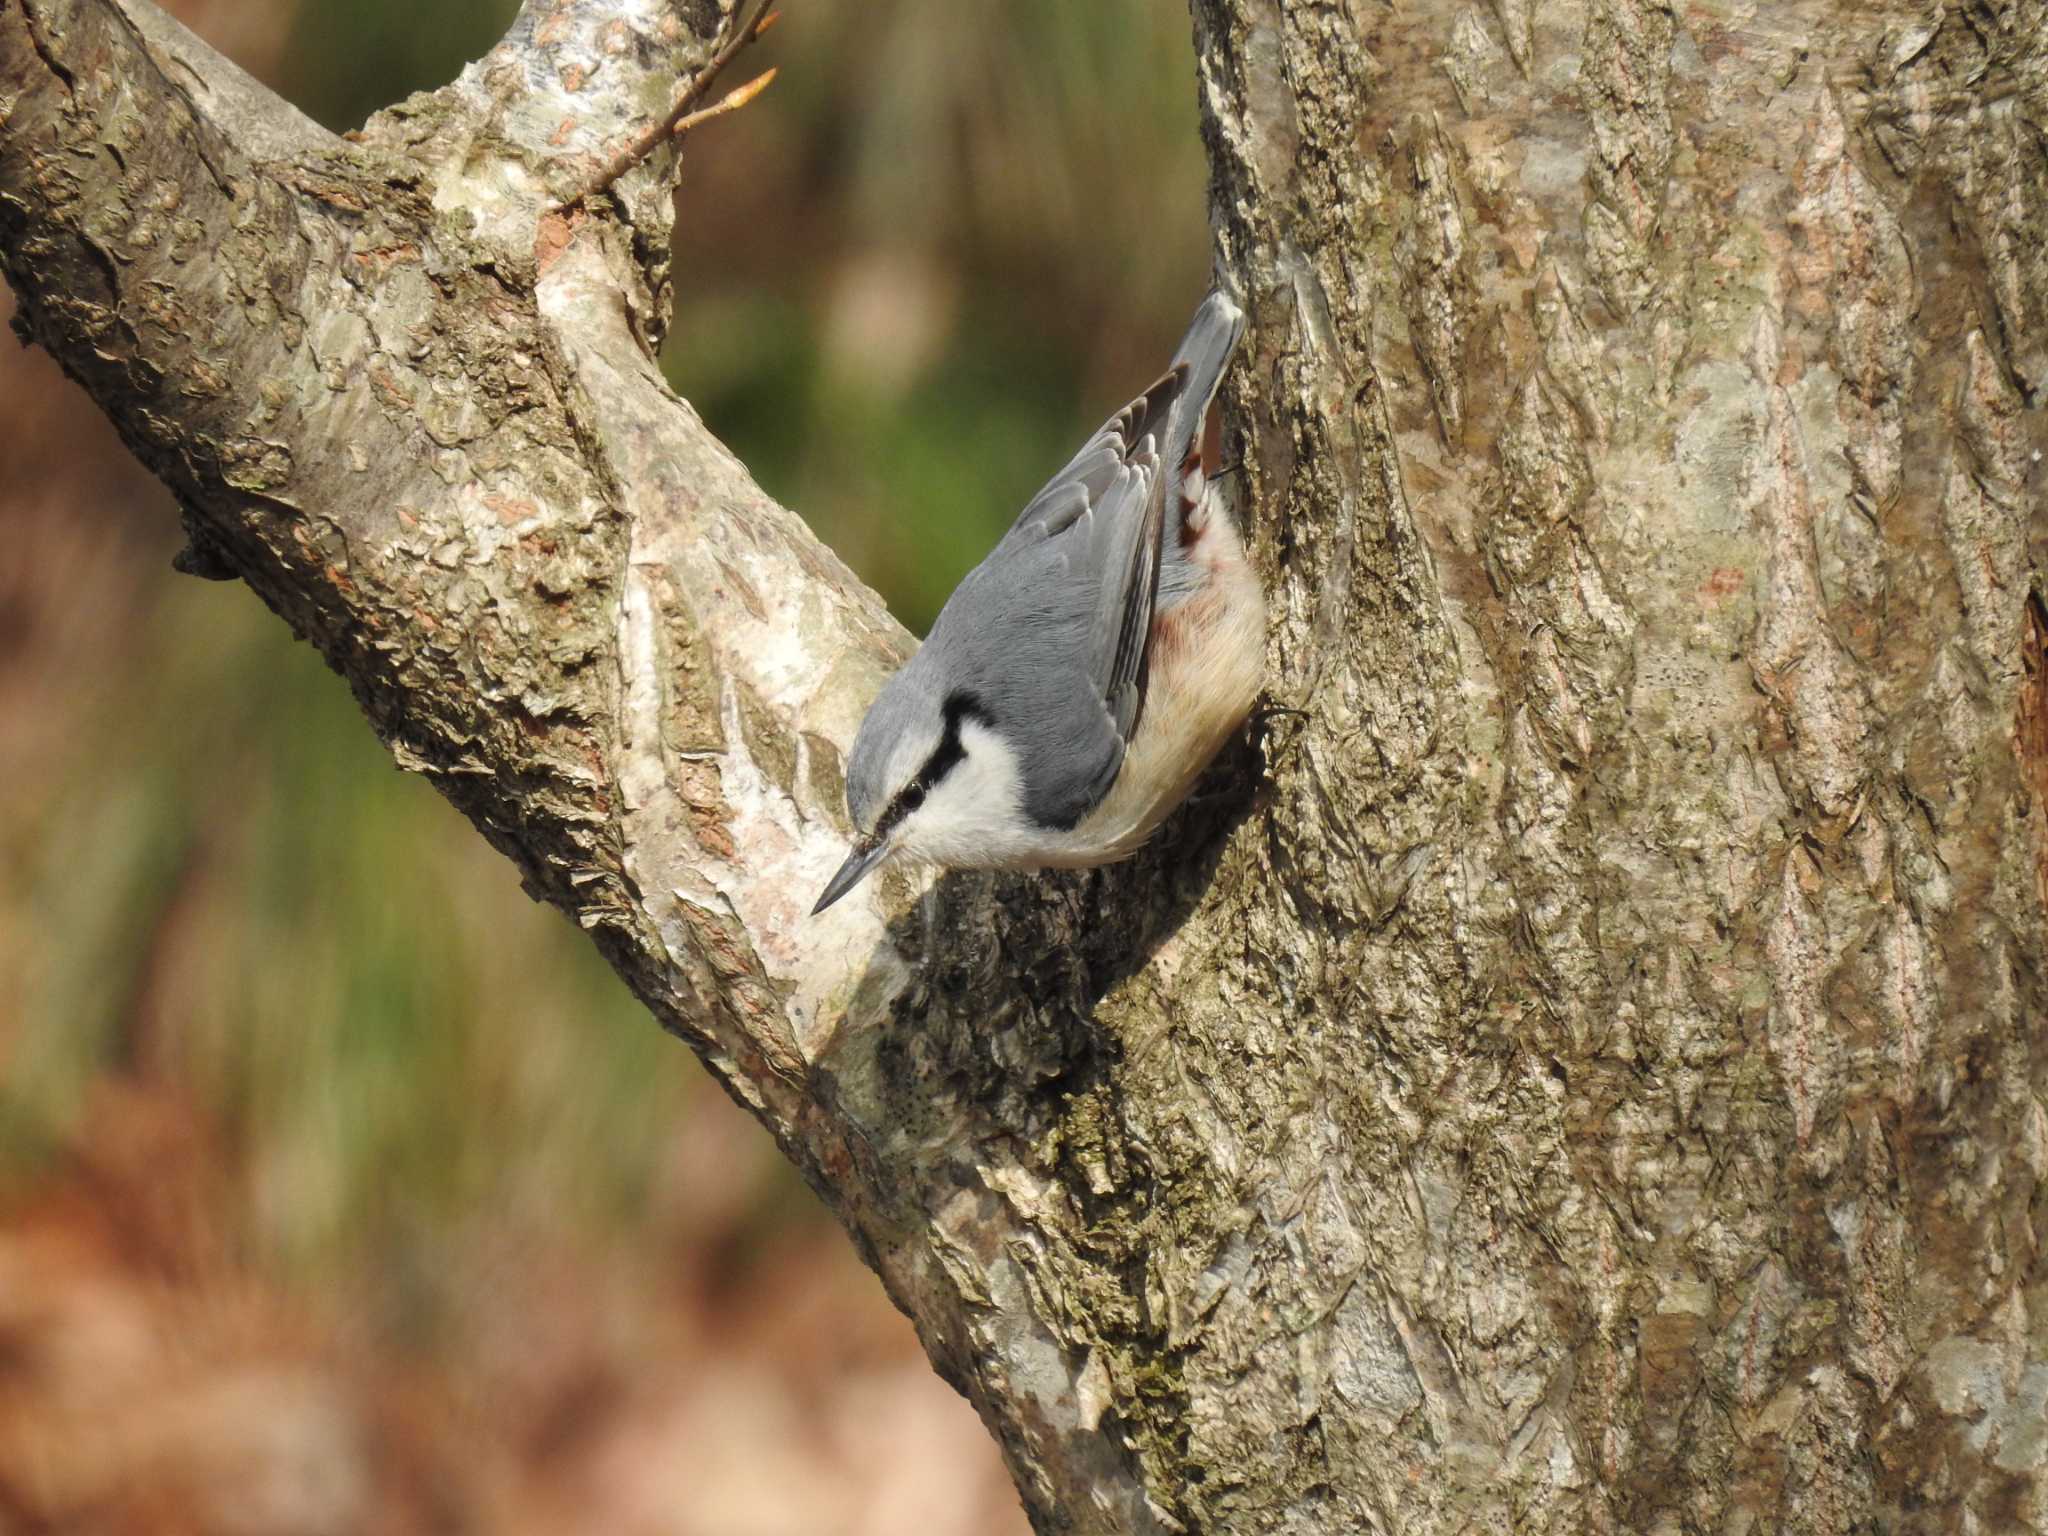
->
[669,67,777,138]
[562,0,778,208]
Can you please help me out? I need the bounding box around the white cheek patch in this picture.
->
[892,719,1037,869]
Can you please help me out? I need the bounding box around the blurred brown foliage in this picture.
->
[0,1,1207,1530]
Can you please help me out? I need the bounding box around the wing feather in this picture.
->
[997,368,1185,746]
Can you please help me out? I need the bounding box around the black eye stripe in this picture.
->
[873,692,989,840]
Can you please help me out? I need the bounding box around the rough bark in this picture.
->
[5,0,2048,1532]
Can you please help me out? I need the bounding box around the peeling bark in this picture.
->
[5,0,2048,1532]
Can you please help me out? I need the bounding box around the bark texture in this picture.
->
[5,0,2048,1532]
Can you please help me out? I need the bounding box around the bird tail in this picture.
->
[1167,289,1247,473]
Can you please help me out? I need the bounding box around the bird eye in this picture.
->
[872,693,986,839]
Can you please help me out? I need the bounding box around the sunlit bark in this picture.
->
[5,0,2047,1530]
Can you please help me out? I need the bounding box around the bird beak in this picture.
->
[812,836,891,915]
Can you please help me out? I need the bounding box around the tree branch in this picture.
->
[558,0,776,208]
[0,0,1220,1527]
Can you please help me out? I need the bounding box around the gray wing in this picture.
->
[929,292,1245,831]
[995,369,1182,748]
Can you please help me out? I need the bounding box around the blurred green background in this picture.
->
[0,1,1208,1531]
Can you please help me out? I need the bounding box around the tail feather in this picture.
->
[1166,290,1246,472]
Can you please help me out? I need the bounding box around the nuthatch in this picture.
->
[814,291,1264,914]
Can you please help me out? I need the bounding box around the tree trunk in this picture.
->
[5,0,2047,1530]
